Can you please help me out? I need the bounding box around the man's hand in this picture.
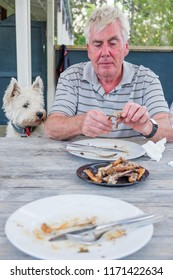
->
[80,110,112,137]
[120,102,152,135]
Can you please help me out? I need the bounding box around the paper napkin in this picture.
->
[142,138,166,161]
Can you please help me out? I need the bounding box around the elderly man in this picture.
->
[45,5,172,141]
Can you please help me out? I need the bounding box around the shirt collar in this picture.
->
[115,61,135,90]
[83,61,99,85]
[83,60,135,90]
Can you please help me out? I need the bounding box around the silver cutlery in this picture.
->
[66,215,164,245]
[66,143,128,153]
[49,213,163,244]
[59,147,117,158]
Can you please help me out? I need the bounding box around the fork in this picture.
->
[66,214,164,245]
[49,213,157,243]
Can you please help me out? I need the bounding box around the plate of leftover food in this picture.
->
[5,194,153,260]
[77,157,149,187]
[66,138,145,161]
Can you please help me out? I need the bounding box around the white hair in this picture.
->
[84,5,130,43]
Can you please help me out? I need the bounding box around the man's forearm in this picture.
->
[152,113,173,142]
[44,113,84,140]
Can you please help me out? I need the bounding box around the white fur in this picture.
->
[2,76,46,137]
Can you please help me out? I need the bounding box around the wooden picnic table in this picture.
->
[0,136,173,260]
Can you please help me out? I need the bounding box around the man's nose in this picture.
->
[101,43,110,57]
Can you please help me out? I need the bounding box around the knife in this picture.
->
[67,143,128,153]
[49,213,161,242]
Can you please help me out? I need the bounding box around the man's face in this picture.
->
[87,21,129,82]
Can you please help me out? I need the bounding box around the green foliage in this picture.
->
[70,0,108,45]
[121,0,173,46]
[70,0,173,46]
[74,34,86,46]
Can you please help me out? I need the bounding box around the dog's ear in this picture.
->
[6,77,21,96]
[32,76,44,92]
[9,78,20,94]
[2,78,21,108]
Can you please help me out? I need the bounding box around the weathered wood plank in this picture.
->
[0,137,173,259]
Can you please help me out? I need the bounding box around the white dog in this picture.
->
[2,76,46,137]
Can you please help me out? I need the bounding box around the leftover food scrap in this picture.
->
[84,157,145,184]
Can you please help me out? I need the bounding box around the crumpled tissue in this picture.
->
[142,138,166,161]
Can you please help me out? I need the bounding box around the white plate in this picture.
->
[66,138,145,161]
[5,195,153,260]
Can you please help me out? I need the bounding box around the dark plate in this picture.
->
[76,162,149,187]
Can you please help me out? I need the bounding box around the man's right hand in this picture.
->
[80,110,112,137]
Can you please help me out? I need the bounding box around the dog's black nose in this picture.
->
[36,112,43,119]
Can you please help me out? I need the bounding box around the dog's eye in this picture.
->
[23,102,29,108]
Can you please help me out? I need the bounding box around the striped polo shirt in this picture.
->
[49,61,169,138]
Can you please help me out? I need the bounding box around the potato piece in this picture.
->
[136,167,145,180]
[112,157,125,166]
[84,169,102,183]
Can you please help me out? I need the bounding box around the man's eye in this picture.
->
[109,41,117,45]
[93,42,102,47]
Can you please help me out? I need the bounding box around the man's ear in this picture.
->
[124,40,129,57]
[86,43,91,60]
